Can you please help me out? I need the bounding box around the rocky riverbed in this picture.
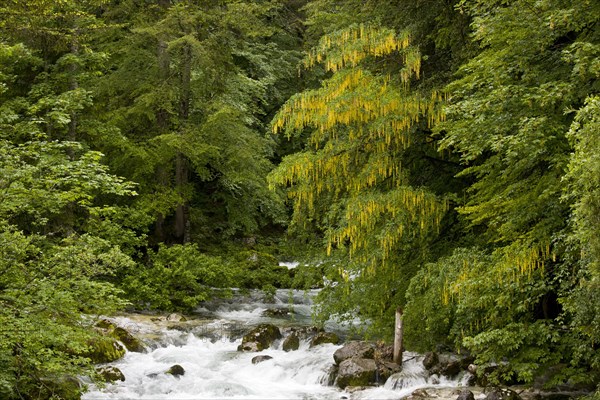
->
[82,290,591,400]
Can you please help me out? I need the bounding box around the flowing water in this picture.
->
[83,289,467,399]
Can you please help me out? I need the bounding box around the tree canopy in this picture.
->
[1,0,599,398]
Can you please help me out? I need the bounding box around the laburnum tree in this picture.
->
[269,0,472,336]
[269,23,451,334]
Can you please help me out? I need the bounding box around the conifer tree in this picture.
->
[94,0,298,244]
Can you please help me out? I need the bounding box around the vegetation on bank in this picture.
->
[0,0,599,398]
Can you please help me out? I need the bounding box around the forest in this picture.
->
[0,0,599,398]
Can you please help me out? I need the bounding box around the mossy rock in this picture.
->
[113,327,145,353]
[165,364,185,377]
[38,375,82,400]
[97,366,125,383]
[239,324,282,352]
[84,337,126,363]
[282,333,300,352]
[310,331,339,347]
[262,308,290,318]
[335,358,377,389]
[95,319,116,331]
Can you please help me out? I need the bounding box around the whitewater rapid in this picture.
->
[83,290,466,399]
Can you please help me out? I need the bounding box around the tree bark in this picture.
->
[154,0,171,242]
[393,307,403,366]
[174,43,192,242]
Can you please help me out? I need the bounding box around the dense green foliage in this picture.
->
[1,0,600,398]
[270,0,600,392]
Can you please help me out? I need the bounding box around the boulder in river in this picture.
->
[251,355,274,364]
[239,324,282,352]
[335,357,377,389]
[113,327,146,353]
[333,341,375,364]
[282,333,300,352]
[309,331,339,347]
[166,364,185,377]
[423,351,439,369]
[97,366,126,383]
[84,337,126,363]
[427,353,466,378]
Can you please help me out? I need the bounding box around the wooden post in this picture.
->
[393,307,403,366]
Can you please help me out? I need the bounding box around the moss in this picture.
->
[310,332,339,347]
[239,324,282,351]
[84,337,126,364]
[97,366,125,383]
[113,327,145,353]
[282,333,300,352]
[38,375,83,400]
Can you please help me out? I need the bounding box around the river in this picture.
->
[83,289,465,399]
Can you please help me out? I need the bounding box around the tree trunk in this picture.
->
[154,0,171,242]
[393,307,403,366]
[174,152,188,241]
[174,43,192,243]
[64,32,80,236]
[68,38,79,143]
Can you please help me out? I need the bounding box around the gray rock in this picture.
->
[333,341,375,365]
[430,354,462,378]
[251,355,274,364]
[442,359,462,377]
[460,355,476,369]
[457,389,475,400]
[335,357,377,389]
[95,319,116,331]
[375,343,394,362]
